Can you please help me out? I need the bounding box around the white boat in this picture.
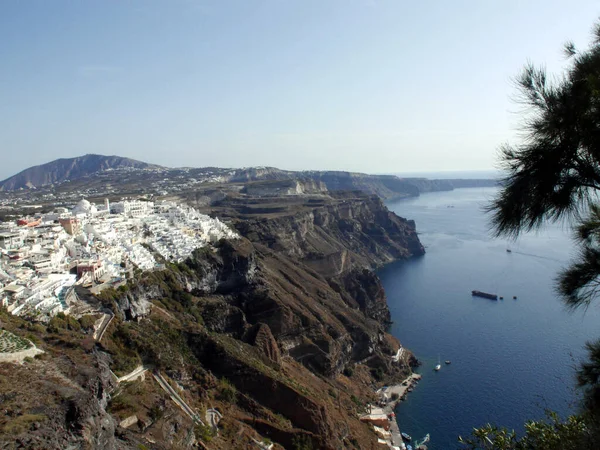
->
[434,355,441,371]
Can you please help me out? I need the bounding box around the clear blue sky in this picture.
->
[1,1,598,180]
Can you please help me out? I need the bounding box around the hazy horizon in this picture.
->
[0,151,501,182]
[0,150,499,182]
[1,1,598,180]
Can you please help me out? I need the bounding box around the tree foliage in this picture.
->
[489,18,600,401]
[459,412,594,450]
[467,18,600,449]
[488,25,600,242]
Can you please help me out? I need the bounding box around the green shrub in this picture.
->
[370,367,384,381]
[195,424,215,443]
[47,314,81,333]
[78,314,97,330]
[108,394,135,414]
[2,413,46,434]
[148,404,164,422]
[292,434,313,450]
[25,333,40,345]
[217,377,237,403]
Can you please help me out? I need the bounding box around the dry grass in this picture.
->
[3,414,47,434]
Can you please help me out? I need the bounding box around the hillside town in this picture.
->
[0,165,240,213]
[0,198,238,321]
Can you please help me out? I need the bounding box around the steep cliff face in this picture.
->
[230,169,497,199]
[0,325,125,450]
[103,233,405,377]
[242,179,328,197]
[234,192,424,275]
[85,232,414,449]
[331,268,391,323]
[105,239,257,323]
[2,190,423,450]
[173,192,422,377]
[101,191,421,378]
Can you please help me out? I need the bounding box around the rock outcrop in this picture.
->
[0,341,123,450]
[245,323,282,366]
[188,191,425,376]
[232,192,424,273]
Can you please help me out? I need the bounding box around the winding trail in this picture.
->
[93,313,114,342]
[152,371,204,425]
[117,365,148,383]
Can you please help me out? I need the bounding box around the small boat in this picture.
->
[435,355,441,371]
[401,432,412,441]
[506,248,512,253]
[513,296,517,299]
[445,360,451,365]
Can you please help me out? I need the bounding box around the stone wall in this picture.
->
[0,345,43,363]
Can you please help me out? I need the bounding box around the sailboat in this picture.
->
[435,355,441,371]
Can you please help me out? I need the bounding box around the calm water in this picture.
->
[380,187,600,449]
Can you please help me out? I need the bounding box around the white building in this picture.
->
[72,199,98,217]
[111,200,154,218]
[0,231,25,250]
[0,197,239,321]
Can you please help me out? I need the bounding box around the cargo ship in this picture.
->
[472,290,498,300]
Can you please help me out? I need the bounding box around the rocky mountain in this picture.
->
[0,154,497,200]
[0,154,161,191]
[0,190,423,449]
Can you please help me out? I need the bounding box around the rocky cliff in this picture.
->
[233,191,423,272]
[0,191,423,449]
[0,314,124,450]
[230,168,497,199]
[185,191,424,378]
[242,179,328,197]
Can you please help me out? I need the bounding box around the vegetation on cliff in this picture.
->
[0,191,421,449]
[93,230,416,449]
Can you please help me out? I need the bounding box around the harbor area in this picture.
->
[360,373,428,449]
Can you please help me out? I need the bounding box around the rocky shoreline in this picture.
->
[361,373,425,449]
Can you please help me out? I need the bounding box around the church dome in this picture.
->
[73,199,97,215]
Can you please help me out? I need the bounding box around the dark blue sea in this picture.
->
[379,187,600,449]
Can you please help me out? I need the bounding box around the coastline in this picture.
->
[361,373,424,449]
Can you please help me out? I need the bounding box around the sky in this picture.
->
[1,1,599,180]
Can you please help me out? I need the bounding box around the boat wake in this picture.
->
[509,250,563,263]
